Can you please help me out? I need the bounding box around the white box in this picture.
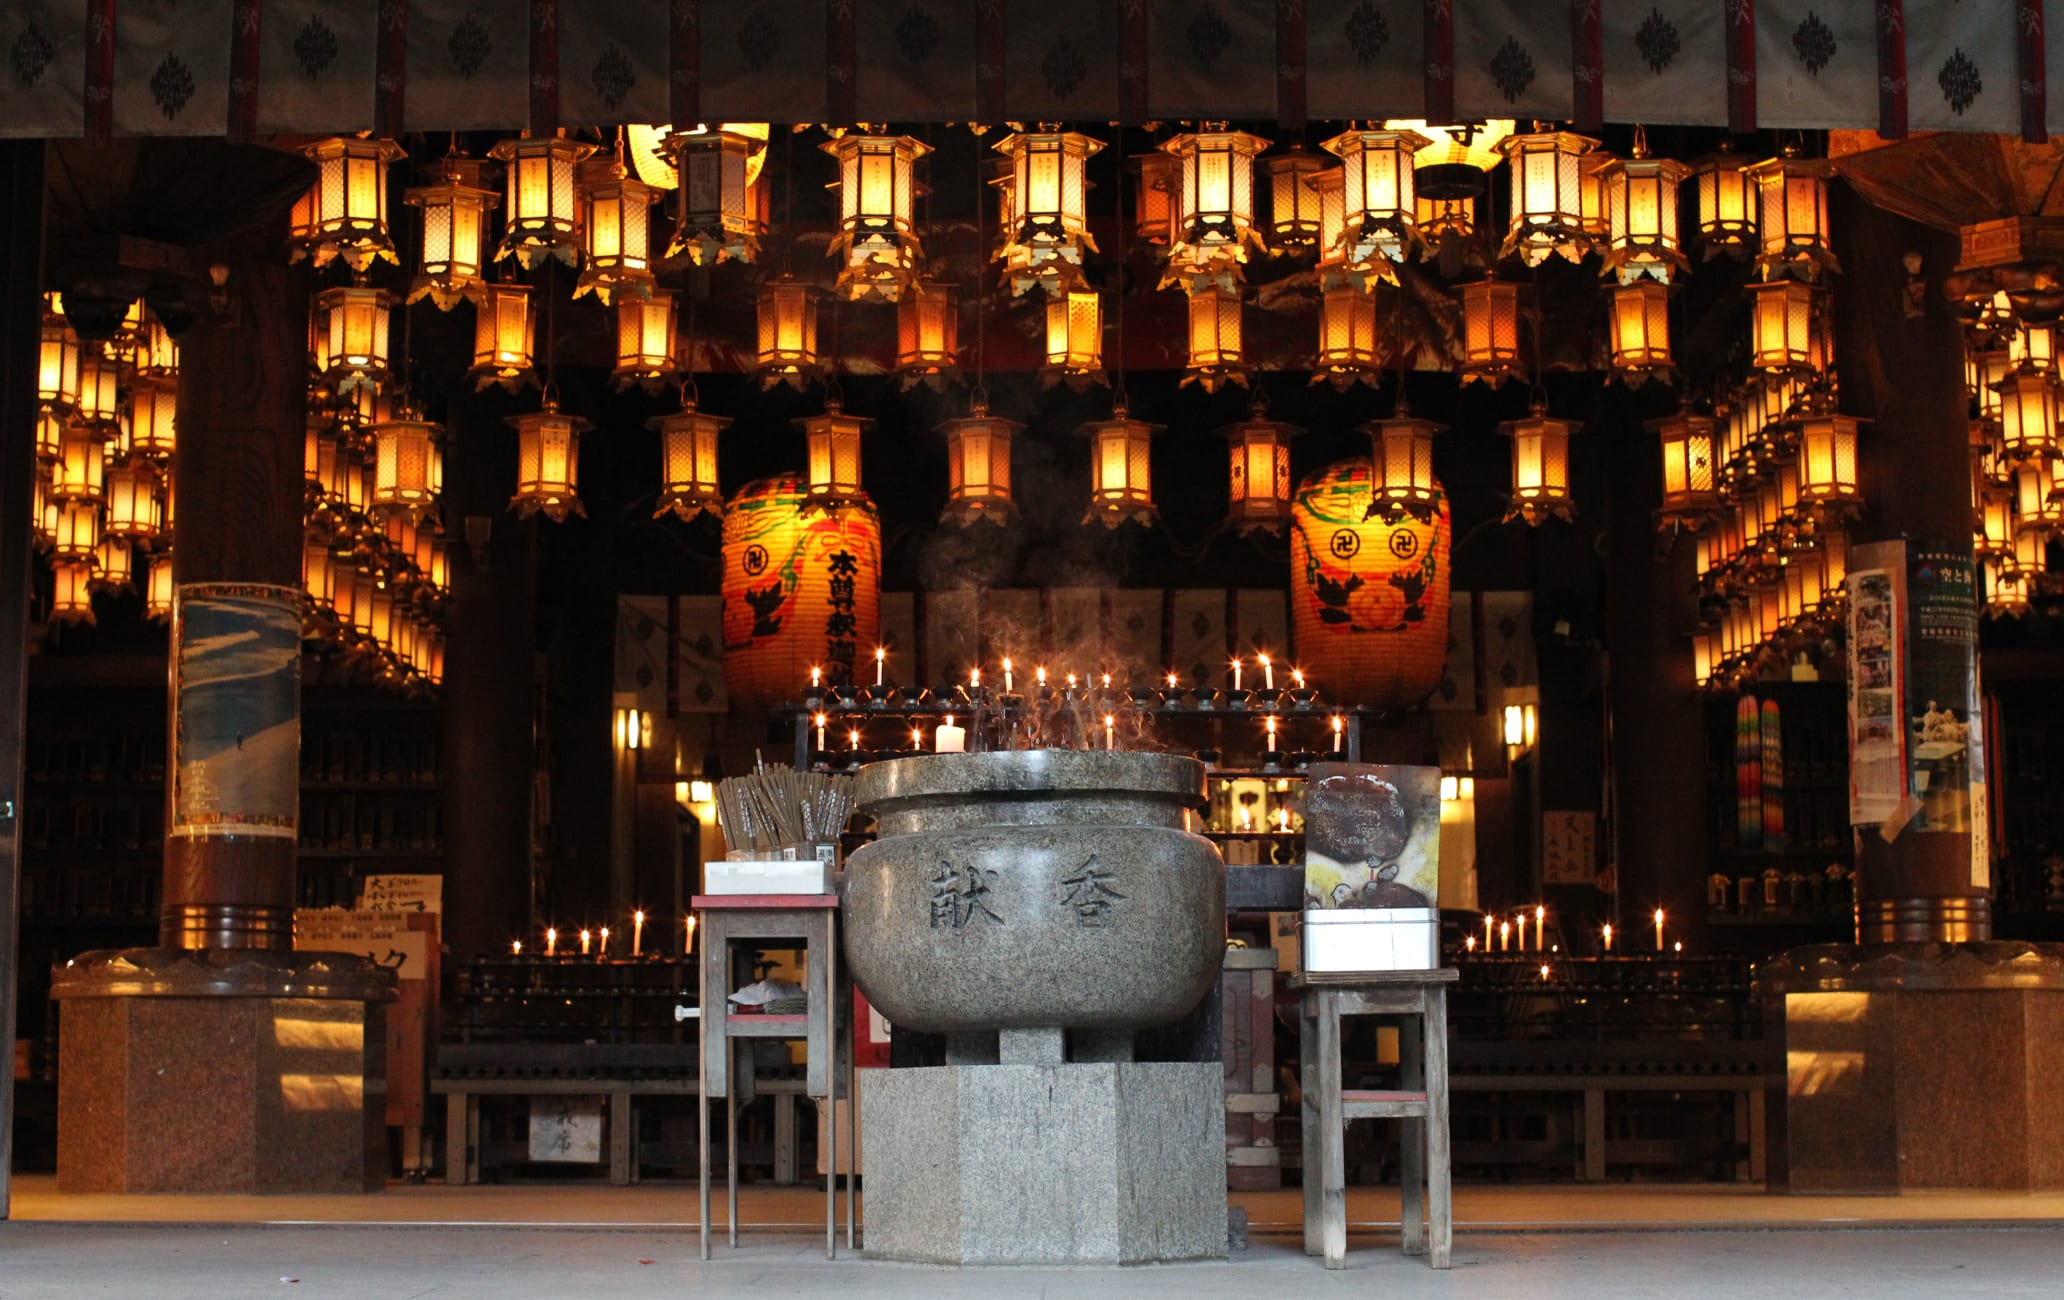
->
[1300,908,1440,973]
[704,857,835,895]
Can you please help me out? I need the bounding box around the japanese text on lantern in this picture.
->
[825,548,859,681]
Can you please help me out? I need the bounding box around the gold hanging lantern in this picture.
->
[1415,194,1476,270]
[1746,147,1838,280]
[1321,127,1430,276]
[894,279,960,390]
[303,539,337,611]
[52,427,105,504]
[1043,290,1105,389]
[294,137,406,272]
[1650,407,1721,523]
[1222,408,1302,536]
[158,470,175,539]
[1132,153,1178,247]
[2016,457,2063,532]
[1497,129,1599,267]
[1499,402,1580,525]
[755,277,819,390]
[995,128,1101,295]
[38,302,81,415]
[1971,347,2011,426]
[664,128,764,266]
[404,155,499,308]
[104,462,160,540]
[50,558,95,625]
[53,500,99,560]
[823,133,931,302]
[31,470,56,551]
[1691,144,1757,259]
[90,537,133,592]
[1184,287,1246,392]
[1984,555,2032,618]
[1363,411,1444,525]
[1385,119,1513,198]
[508,401,590,522]
[427,536,449,593]
[1162,128,1270,286]
[75,353,122,425]
[612,289,680,393]
[145,554,173,622]
[1460,279,1524,385]
[35,410,63,463]
[1747,281,1822,374]
[137,312,178,378]
[2013,319,2059,374]
[469,282,536,392]
[797,401,873,513]
[1578,150,1612,242]
[1977,485,2014,558]
[939,397,1020,527]
[651,402,730,522]
[101,299,144,373]
[1797,412,1864,514]
[127,377,177,458]
[1265,147,1327,251]
[489,136,596,269]
[370,410,440,522]
[1608,281,1674,385]
[1598,146,1688,284]
[319,285,392,394]
[574,153,660,302]
[1692,627,1718,686]
[1995,369,2059,461]
[1312,284,1380,391]
[1081,403,1162,529]
[2007,524,2051,583]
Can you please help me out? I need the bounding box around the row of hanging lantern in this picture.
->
[34,293,179,626]
[1961,293,2063,618]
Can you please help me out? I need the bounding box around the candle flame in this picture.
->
[1257,652,1270,667]
[1331,714,1344,731]
[875,647,884,661]
[810,666,821,685]
[1167,672,1179,688]
[1036,666,1047,685]
[1536,904,1545,920]
[634,910,644,924]
[1292,669,1305,688]
[1654,907,1665,923]
[1101,672,1112,687]
[944,714,954,726]
[512,940,522,954]
[1466,935,1477,951]
[1002,656,1012,672]
[970,667,981,687]
[814,711,828,726]
[1066,672,1077,688]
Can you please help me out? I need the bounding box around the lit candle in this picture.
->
[1259,653,1274,690]
[970,666,981,691]
[1539,963,1550,981]
[810,666,822,691]
[1465,935,1477,953]
[1036,665,1048,689]
[1673,941,1683,954]
[1499,919,1510,952]
[1002,657,1014,693]
[1104,713,1115,750]
[1483,914,1494,951]
[1535,905,1545,951]
[598,926,610,957]
[546,927,557,957]
[512,939,523,955]
[1331,715,1344,752]
[633,910,645,957]
[815,712,828,751]
[1602,922,1614,953]
[1654,907,1666,952]
[1239,806,1253,832]
[1065,672,1077,690]
[935,715,966,753]
[1275,806,1290,832]
[874,646,885,687]
[1265,715,1278,749]
[579,928,592,956]
[1166,671,1179,689]
[912,725,924,750]
[1231,657,1243,691]
[849,728,861,752]
[1292,668,1305,690]
[1101,672,1112,689]
[684,914,697,953]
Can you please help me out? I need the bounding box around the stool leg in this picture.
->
[1299,995,1320,1257]
[698,931,711,1263]
[1426,989,1453,1270]
[1400,1013,1427,1257]
[1317,993,1347,1270]
[727,1088,739,1247]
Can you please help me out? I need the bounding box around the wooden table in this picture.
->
[694,894,853,1261]
[1292,967,1458,1270]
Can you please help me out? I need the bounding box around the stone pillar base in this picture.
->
[860,1060,1226,1265]
[1766,943,2064,1193]
[54,949,392,1194]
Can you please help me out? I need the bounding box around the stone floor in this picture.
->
[5,1180,2064,1297]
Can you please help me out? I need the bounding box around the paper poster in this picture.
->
[359,875,443,914]
[528,1097,604,1164]
[1541,811,1596,885]
[1302,763,1441,910]
[169,583,303,841]
[295,909,428,980]
[1845,555,1906,827]
[1904,543,1982,838]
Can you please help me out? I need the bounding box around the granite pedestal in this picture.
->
[54,949,392,1194]
[1764,942,2064,1193]
[861,1057,1226,1266]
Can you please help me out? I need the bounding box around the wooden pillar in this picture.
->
[159,221,309,950]
[1830,185,1986,942]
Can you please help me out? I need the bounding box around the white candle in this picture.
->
[1259,653,1274,690]
[1101,672,1112,689]
[874,647,885,687]
[1065,672,1076,691]
[1535,905,1545,951]
[1483,914,1494,951]
[598,926,610,957]
[579,928,592,956]
[1331,715,1344,752]
[1499,920,1510,952]
[815,712,827,751]
[1292,668,1305,690]
[1603,923,1614,953]
[1166,671,1179,689]
[684,914,696,954]
[912,725,924,750]
[1654,908,1666,952]
[849,728,861,752]
[1265,715,1278,748]
[511,939,522,955]
[1036,666,1048,689]
[1231,657,1242,691]
[1465,935,1477,953]
[810,666,821,691]
[546,927,557,957]
[632,911,645,957]
[1003,658,1014,692]
[935,716,966,753]
[1104,714,1115,750]
[970,666,981,691]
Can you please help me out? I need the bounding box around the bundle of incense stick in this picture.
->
[715,760,854,856]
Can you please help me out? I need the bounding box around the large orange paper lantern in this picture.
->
[721,474,881,708]
[1290,458,1451,710]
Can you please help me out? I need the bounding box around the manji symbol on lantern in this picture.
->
[939,397,1020,527]
[405,155,499,309]
[508,400,590,522]
[1221,404,1302,537]
[652,401,729,522]
[824,133,931,302]
[721,473,882,708]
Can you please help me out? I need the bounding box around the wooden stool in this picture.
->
[694,894,854,1261]
[1292,968,1457,1270]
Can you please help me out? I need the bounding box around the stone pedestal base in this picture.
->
[1766,943,2064,1193]
[54,949,391,1194]
[860,1060,1226,1265]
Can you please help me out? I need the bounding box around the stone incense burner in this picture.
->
[842,749,1226,1036]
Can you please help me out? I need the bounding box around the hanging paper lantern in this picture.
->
[104,462,161,540]
[91,537,133,592]
[52,500,99,560]
[1415,194,1476,271]
[1746,148,1838,280]
[469,283,536,392]
[50,558,96,625]
[102,298,145,373]
[1497,129,1599,266]
[508,400,591,522]
[1079,404,1163,529]
[1162,128,1270,286]
[1132,153,1178,247]
[1797,412,1864,515]
[1691,144,1756,259]
[405,155,499,309]
[489,136,596,269]
[651,403,730,522]
[1222,409,1302,536]
[1748,281,1822,374]
[1265,147,1327,251]
[1384,119,1514,198]
[1649,407,1720,524]
[52,427,106,504]
[1970,347,2010,427]
[1043,290,1104,388]
[1184,287,1246,392]
[1608,281,1673,385]
[1598,149,1688,284]
[575,154,660,302]
[2015,457,2063,533]
[2006,524,2051,585]
[797,402,872,513]
[370,409,440,522]
[127,377,177,458]
[1460,279,1523,385]
[1321,126,1429,276]
[2012,319,2060,374]
[1290,458,1451,709]
[35,410,64,463]
[319,285,392,394]
[75,353,122,425]
[1310,167,1352,286]
[1363,413,1444,525]
[145,554,174,622]
[30,470,56,551]
[293,137,406,272]
[1984,555,2031,619]
[721,473,882,706]
[894,279,959,390]
[38,298,80,415]
[612,290,680,393]
[995,128,1101,294]
[756,277,819,390]
[303,539,337,612]
[1995,369,2059,461]
[1312,284,1380,390]
[137,312,179,378]
[664,128,764,265]
[823,133,931,302]
[939,397,1020,527]
[1500,403,1580,525]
